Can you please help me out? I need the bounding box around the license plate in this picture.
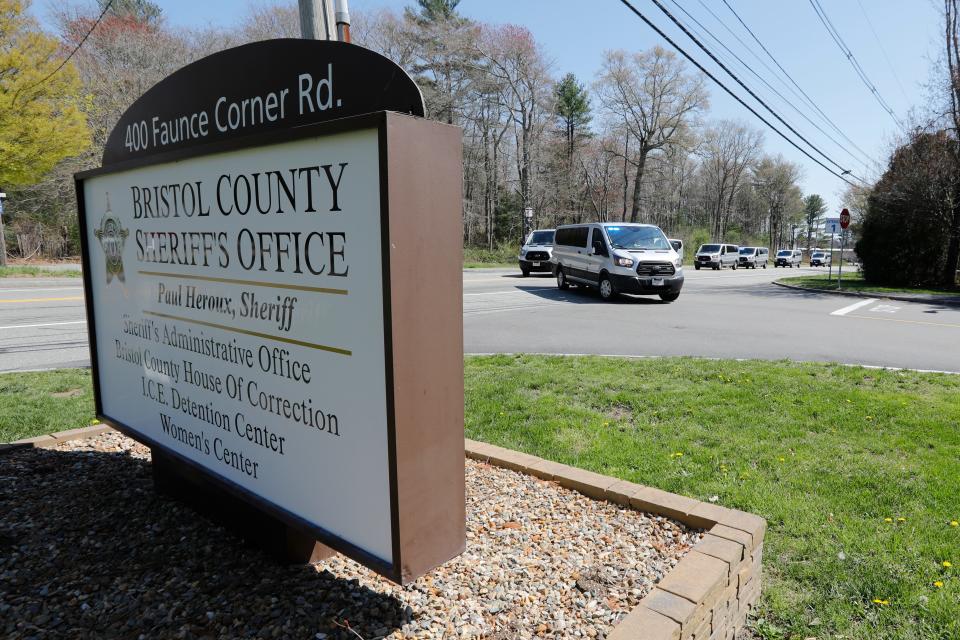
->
[652,277,664,286]
[532,261,540,267]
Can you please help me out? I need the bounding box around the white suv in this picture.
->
[551,223,684,302]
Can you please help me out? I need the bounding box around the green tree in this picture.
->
[0,0,89,189]
[555,72,591,160]
[803,193,826,250]
[99,0,162,24]
[412,0,460,23]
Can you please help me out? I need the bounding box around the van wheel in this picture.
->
[732,262,737,270]
[557,267,569,290]
[659,292,680,302]
[521,269,530,277]
[694,264,700,270]
[599,276,616,301]
[763,263,766,269]
[714,264,720,270]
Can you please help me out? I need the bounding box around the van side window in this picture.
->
[590,229,608,256]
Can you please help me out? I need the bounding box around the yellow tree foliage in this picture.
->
[0,0,89,188]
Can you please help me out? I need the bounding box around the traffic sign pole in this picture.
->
[837,208,850,289]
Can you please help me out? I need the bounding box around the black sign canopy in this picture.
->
[102,39,425,166]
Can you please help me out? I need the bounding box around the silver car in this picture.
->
[694,244,739,270]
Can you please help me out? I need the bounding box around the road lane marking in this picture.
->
[830,298,877,316]
[0,320,86,331]
[0,287,83,293]
[845,314,960,329]
[0,296,84,304]
[870,304,901,313]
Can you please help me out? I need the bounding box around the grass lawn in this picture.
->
[0,369,95,442]
[5,359,959,638]
[0,265,82,278]
[466,355,960,639]
[779,272,959,297]
[463,261,516,269]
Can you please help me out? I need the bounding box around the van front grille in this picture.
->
[636,261,675,276]
[525,251,549,261]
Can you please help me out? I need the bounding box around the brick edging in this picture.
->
[0,424,114,455]
[772,279,960,306]
[466,439,766,640]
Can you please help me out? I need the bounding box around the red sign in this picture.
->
[840,208,851,229]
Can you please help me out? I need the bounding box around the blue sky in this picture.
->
[32,1,941,211]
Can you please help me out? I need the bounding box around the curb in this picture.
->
[465,439,765,640]
[0,424,113,455]
[772,280,960,306]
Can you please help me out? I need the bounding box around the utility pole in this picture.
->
[334,0,352,43]
[299,0,337,40]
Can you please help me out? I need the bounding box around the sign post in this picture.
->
[825,217,840,282]
[75,39,465,584]
[838,208,850,290]
[0,192,6,268]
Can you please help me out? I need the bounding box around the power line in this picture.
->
[614,0,860,187]
[713,0,877,168]
[854,0,910,104]
[14,0,114,105]
[808,0,903,129]
[668,0,874,174]
[640,0,868,184]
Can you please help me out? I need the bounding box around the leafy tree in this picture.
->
[411,0,460,23]
[856,130,958,287]
[803,193,827,250]
[99,0,162,24]
[555,73,591,160]
[0,0,89,189]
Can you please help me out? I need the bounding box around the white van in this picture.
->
[551,222,684,302]
[518,228,555,276]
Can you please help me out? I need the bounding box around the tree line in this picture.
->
[3,0,836,261]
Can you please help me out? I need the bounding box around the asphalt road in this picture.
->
[0,278,89,373]
[464,266,960,373]
[2,267,959,373]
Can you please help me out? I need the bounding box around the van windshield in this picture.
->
[528,230,554,245]
[605,226,670,250]
[777,250,792,257]
[699,244,721,253]
[739,248,754,255]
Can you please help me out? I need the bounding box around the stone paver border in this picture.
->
[466,439,766,640]
[2,427,766,639]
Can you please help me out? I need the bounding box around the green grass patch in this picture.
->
[0,265,82,278]
[463,261,516,269]
[466,355,960,639]
[0,369,95,442]
[779,273,959,297]
[463,244,518,268]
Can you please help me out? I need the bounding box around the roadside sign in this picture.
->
[840,208,851,229]
[75,39,464,584]
[825,218,840,235]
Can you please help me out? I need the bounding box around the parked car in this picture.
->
[738,246,769,269]
[694,243,739,270]
[774,249,803,268]
[810,251,831,267]
[552,222,684,302]
[518,228,555,276]
[669,238,684,263]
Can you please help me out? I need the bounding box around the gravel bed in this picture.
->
[0,432,700,639]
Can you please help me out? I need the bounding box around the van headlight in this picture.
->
[673,256,683,268]
[614,256,634,267]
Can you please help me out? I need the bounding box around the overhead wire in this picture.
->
[614,0,861,187]
[14,0,114,105]
[714,0,877,168]
[854,0,911,104]
[667,0,874,175]
[807,0,903,129]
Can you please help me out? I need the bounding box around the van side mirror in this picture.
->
[588,246,596,255]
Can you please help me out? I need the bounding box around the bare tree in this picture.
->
[595,46,708,222]
[700,120,763,239]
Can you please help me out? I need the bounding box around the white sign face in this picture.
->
[81,128,394,563]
